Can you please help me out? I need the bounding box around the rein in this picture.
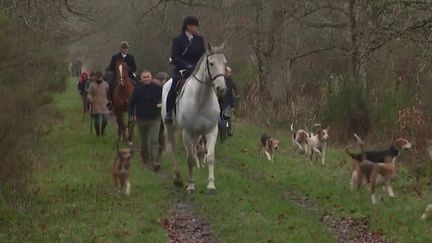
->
[192,53,225,87]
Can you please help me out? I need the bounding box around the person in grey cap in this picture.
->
[106,41,137,108]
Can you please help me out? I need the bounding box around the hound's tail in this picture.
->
[290,123,296,140]
[353,133,366,160]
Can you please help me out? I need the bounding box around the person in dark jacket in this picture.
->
[219,66,237,112]
[219,66,238,136]
[77,72,90,113]
[128,70,162,171]
[107,41,138,107]
[164,16,206,124]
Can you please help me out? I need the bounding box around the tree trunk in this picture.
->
[349,0,369,94]
[284,60,292,105]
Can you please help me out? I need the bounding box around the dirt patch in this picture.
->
[137,154,217,243]
[323,215,390,243]
[283,191,390,243]
[161,202,217,243]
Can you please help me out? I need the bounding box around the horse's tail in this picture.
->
[161,78,173,120]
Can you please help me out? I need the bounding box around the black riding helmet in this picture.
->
[182,16,199,32]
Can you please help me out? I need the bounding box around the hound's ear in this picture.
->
[353,133,364,144]
[208,43,212,52]
[312,123,321,133]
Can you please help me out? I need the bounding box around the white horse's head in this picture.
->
[207,43,227,97]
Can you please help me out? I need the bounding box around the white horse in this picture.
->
[161,43,227,193]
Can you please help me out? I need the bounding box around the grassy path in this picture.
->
[1,79,171,242]
[208,123,432,242]
[2,78,432,242]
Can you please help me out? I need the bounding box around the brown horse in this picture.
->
[113,59,135,144]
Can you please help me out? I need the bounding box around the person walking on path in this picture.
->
[128,70,162,171]
[87,71,110,136]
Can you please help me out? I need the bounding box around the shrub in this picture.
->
[0,8,67,205]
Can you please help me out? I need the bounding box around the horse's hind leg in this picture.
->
[116,112,126,141]
[166,125,183,187]
[114,112,121,138]
[205,126,218,193]
[182,131,199,193]
[127,120,134,145]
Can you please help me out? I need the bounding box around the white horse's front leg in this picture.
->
[166,125,183,187]
[205,126,218,193]
[182,131,199,193]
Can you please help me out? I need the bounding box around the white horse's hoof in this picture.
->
[186,184,195,194]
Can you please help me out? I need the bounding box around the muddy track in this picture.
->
[136,155,217,243]
[162,202,217,243]
[133,140,389,242]
[227,155,392,243]
[283,189,391,242]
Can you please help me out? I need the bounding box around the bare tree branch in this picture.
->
[288,46,337,64]
[366,17,432,57]
[64,0,95,22]
[305,21,348,29]
[137,0,164,23]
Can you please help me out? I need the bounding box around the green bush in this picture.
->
[0,8,67,203]
[319,75,369,136]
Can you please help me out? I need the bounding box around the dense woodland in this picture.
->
[2,0,432,205]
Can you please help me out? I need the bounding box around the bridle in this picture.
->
[192,53,225,87]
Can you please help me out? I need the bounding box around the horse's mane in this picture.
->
[192,51,208,76]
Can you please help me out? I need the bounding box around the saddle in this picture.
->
[175,69,193,94]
